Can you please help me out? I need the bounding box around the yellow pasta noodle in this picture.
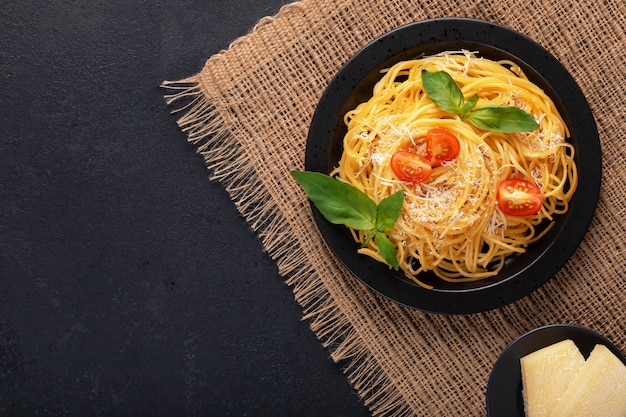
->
[330,51,577,288]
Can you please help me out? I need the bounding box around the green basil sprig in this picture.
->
[291,170,404,269]
[421,70,539,133]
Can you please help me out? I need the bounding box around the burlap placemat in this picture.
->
[163,0,625,415]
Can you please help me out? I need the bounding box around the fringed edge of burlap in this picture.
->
[162,78,413,417]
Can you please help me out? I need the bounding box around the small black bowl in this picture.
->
[305,18,601,314]
[486,324,626,417]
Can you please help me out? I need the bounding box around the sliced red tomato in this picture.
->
[390,151,432,184]
[497,178,543,216]
[426,128,460,167]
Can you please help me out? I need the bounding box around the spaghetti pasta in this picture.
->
[330,51,578,288]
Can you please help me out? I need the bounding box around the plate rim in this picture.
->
[304,17,602,313]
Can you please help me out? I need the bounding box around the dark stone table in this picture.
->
[0,1,372,415]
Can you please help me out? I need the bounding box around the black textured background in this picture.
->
[0,1,371,415]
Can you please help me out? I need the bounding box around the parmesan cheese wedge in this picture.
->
[548,344,626,417]
[520,339,585,417]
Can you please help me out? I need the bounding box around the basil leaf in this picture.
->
[290,171,377,230]
[421,70,464,115]
[467,105,539,133]
[460,93,479,119]
[374,232,399,270]
[375,190,404,232]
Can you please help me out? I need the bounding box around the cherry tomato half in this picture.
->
[426,128,460,167]
[390,151,432,184]
[497,178,543,216]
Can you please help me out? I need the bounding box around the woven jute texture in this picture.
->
[164,0,625,415]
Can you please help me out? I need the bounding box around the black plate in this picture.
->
[486,324,626,417]
[304,18,601,314]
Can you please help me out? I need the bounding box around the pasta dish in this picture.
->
[330,51,577,288]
